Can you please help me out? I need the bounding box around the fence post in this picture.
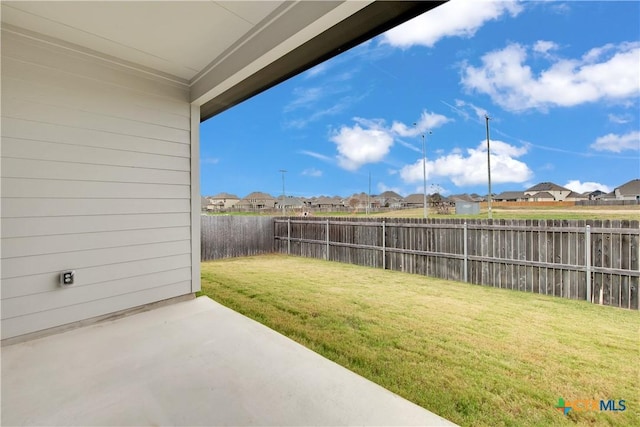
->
[463,222,468,283]
[585,225,591,303]
[287,218,291,255]
[382,221,386,270]
[325,219,330,260]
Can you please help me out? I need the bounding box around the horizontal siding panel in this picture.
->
[3,97,190,143]
[3,62,189,128]
[1,178,190,199]
[2,268,192,319]
[2,117,191,155]
[1,281,191,339]
[2,138,190,170]
[1,240,191,279]
[1,29,195,339]
[1,254,192,299]
[2,158,191,185]
[3,226,190,258]
[1,30,190,109]
[1,198,191,218]
[1,213,191,238]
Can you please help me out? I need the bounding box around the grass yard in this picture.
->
[370,206,639,220]
[199,255,639,427]
[204,205,639,220]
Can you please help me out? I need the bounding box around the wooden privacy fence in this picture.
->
[201,215,273,260]
[273,217,639,309]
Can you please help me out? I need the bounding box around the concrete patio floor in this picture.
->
[2,296,455,426]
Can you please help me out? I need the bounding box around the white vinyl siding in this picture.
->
[1,30,194,339]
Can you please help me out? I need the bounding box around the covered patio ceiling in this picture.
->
[1,1,445,121]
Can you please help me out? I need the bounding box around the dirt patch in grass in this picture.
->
[200,255,639,426]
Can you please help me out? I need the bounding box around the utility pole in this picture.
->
[414,122,430,219]
[485,115,493,220]
[279,169,287,216]
[422,132,428,219]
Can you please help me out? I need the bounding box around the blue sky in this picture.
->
[200,0,640,199]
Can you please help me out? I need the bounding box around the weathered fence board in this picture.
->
[272,217,639,309]
[201,215,273,260]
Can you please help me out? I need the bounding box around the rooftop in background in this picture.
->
[525,182,571,193]
[209,192,240,200]
[615,179,640,196]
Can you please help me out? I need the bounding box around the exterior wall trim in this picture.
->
[1,294,196,347]
[190,104,201,293]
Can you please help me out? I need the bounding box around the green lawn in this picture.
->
[204,206,639,220]
[370,206,639,220]
[200,255,639,427]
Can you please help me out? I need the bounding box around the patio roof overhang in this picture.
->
[1,1,445,122]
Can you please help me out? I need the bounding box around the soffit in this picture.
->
[1,1,285,81]
[1,1,446,121]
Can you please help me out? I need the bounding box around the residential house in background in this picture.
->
[206,192,240,210]
[586,190,606,200]
[375,190,403,208]
[201,178,640,214]
[236,192,276,210]
[528,191,555,202]
[403,193,425,208]
[311,196,344,210]
[525,182,572,201]
[494,191,527,202]
[565,191,589,202]
[613,179,640,201]
[276,196,306,211]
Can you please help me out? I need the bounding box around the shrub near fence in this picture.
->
[273,217,640,310]
[201,215,273,260]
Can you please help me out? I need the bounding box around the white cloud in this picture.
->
[451,99,488,122]
[285,100,353,129]
[549,2,570,15]
[399,140,532,186]
[284,85,368,129]
[299,150,334,163]
[284,83,355,113]
[461,41,640,112]
[533,40,559,55]
[396,139,422,153]
[591,131,640,153]
[330,118,394,171]
[301,168,323,177]
[330,112,452,171]
[284,87,324,112]
[391,110,452,137]
[381,0,523,49]
[484,139,529,157]
[608,113,633,124]
[564,180,611,194]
